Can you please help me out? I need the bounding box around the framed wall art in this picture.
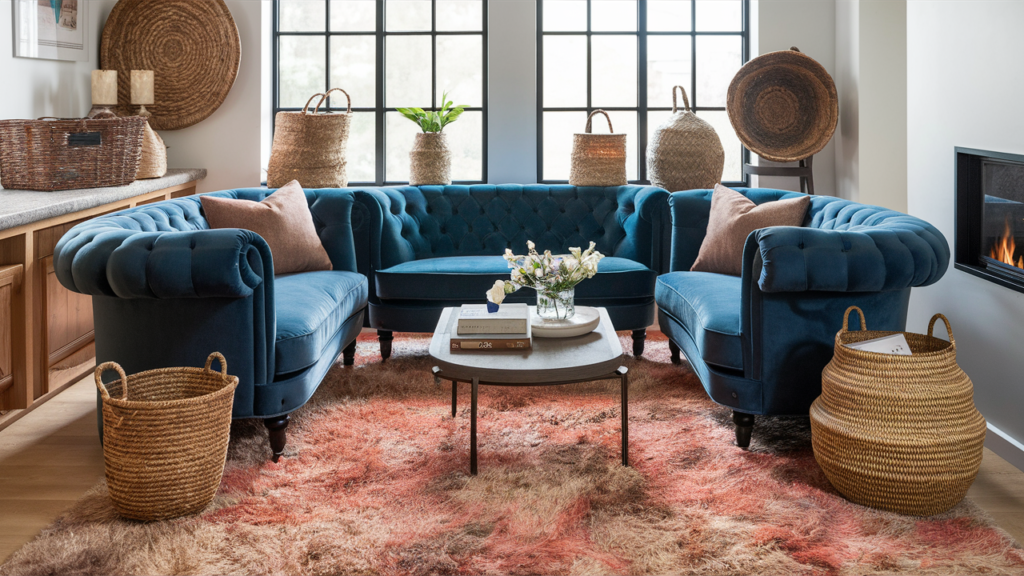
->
[13,0,88,62]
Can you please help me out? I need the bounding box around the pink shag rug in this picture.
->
[1,332,1022,576]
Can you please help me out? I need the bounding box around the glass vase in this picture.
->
[536,288,575,320]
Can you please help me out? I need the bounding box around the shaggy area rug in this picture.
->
[2,332,1022,576]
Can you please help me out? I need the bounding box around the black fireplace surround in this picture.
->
[955,147,1024,293]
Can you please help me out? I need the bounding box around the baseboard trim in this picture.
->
[986,422,1024,473]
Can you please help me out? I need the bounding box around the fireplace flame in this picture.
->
[989,218,1024,269]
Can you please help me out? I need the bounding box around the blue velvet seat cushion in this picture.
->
[375,256,656,301]
[655,272,743,371]
[274,271,368,375]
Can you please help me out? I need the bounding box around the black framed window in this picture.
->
[537,0,749,185]
[273,0,488,185]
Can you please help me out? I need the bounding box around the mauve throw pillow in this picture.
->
[200,180,333,275]
[690,184,810,276]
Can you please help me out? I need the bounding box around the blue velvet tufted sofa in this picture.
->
[53,188,368,461]
[351,184,671,359]
[656,188,950,448]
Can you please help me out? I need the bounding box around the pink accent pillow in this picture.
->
[200,180,333,275]
[690,184,810,276]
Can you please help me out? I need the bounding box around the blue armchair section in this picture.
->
[656,188,949,447]
[53,188,368,461]
[351,184,671,358]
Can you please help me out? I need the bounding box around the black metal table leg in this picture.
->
[470,377,479,475]
[618,366,629,466]
[452,380,457,417]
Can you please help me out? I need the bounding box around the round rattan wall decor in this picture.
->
[726,47,838,163]
[101,0,241,131]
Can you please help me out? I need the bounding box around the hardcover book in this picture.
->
[456,303,530,335]
[450,308,532,351]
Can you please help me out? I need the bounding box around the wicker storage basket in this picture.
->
[267,88,351,188]
[647,86,724,192]
[569,110,627,187]
[0,116,146,191]
[810,307,986,516]
[96,353,238,521]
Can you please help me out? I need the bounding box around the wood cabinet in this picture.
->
[0,179,199,423]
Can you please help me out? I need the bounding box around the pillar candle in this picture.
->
[91,70,118,106]
[130,70,154,105]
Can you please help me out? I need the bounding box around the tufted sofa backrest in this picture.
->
[667,188,950,282]
[353,184,669,271]
[54,188,360,296]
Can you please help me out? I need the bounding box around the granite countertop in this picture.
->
[0,169,206,231]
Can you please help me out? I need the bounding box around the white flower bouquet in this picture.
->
[497,240,605,319]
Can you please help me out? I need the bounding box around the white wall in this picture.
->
[752,0,838,197]
[487,0,537,184]
[0,0,116,121]
[907,0,1024,470]
[834,0,907,211]
[0,0,263,193]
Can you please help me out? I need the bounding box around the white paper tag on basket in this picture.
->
[844,334,912,356]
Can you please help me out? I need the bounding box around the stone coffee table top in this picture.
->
[428,306,623,384]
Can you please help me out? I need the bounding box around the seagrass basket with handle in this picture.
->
[267,88,351,188]
[810,306,986,516]
[647,86,724,192]
[569,109,627,186]
[96,352,238,521]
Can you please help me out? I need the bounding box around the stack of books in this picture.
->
[450,303,532,351]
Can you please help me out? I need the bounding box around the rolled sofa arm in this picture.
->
[55,226,273,299]
[751,223,950,293]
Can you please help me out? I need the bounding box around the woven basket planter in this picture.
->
[267,88,351,188]
[569,110,627,187]
[810,307,986,516]
[648,86,724,192]
[96,353,238,522]
[0,116,145,191]
[410,132,452,185]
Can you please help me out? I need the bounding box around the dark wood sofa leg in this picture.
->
[732,411,754,449]
[265,415,290,462]
[668,340,681,364]
[378,330,393,362]
[343,339,357,366]
[631,329,647,357]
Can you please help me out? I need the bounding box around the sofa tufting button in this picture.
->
[731,392,738,399]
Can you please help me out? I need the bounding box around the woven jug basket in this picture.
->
[96,353,238,522]
[810,307,986,517]
[647,86,724,192]
[136,120,167,179]
[410,132,452,185]
[267,88,351,188]
[569,110,627,187]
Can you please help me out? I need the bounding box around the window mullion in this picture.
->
[431,0,437,111]
[638,0,648,183]
[376,0,386,186]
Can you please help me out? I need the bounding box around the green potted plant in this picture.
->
[396,91,467,185]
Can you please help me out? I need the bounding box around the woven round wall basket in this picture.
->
[810,307,986,517]
[648,86,724,192]
[101,0,241,131]
[410,132,452,186]
[96,353,238,522]
[727,47,838,163]
[267,89,352,188]
[569,110,627,187]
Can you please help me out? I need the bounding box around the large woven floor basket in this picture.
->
[96,353,238,521]
[810,307,986,516]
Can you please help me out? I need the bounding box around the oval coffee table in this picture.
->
[429,306,628,475]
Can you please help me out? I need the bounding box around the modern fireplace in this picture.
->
[955,147,1024,292]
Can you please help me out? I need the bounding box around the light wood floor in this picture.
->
[1,377,1023,564]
